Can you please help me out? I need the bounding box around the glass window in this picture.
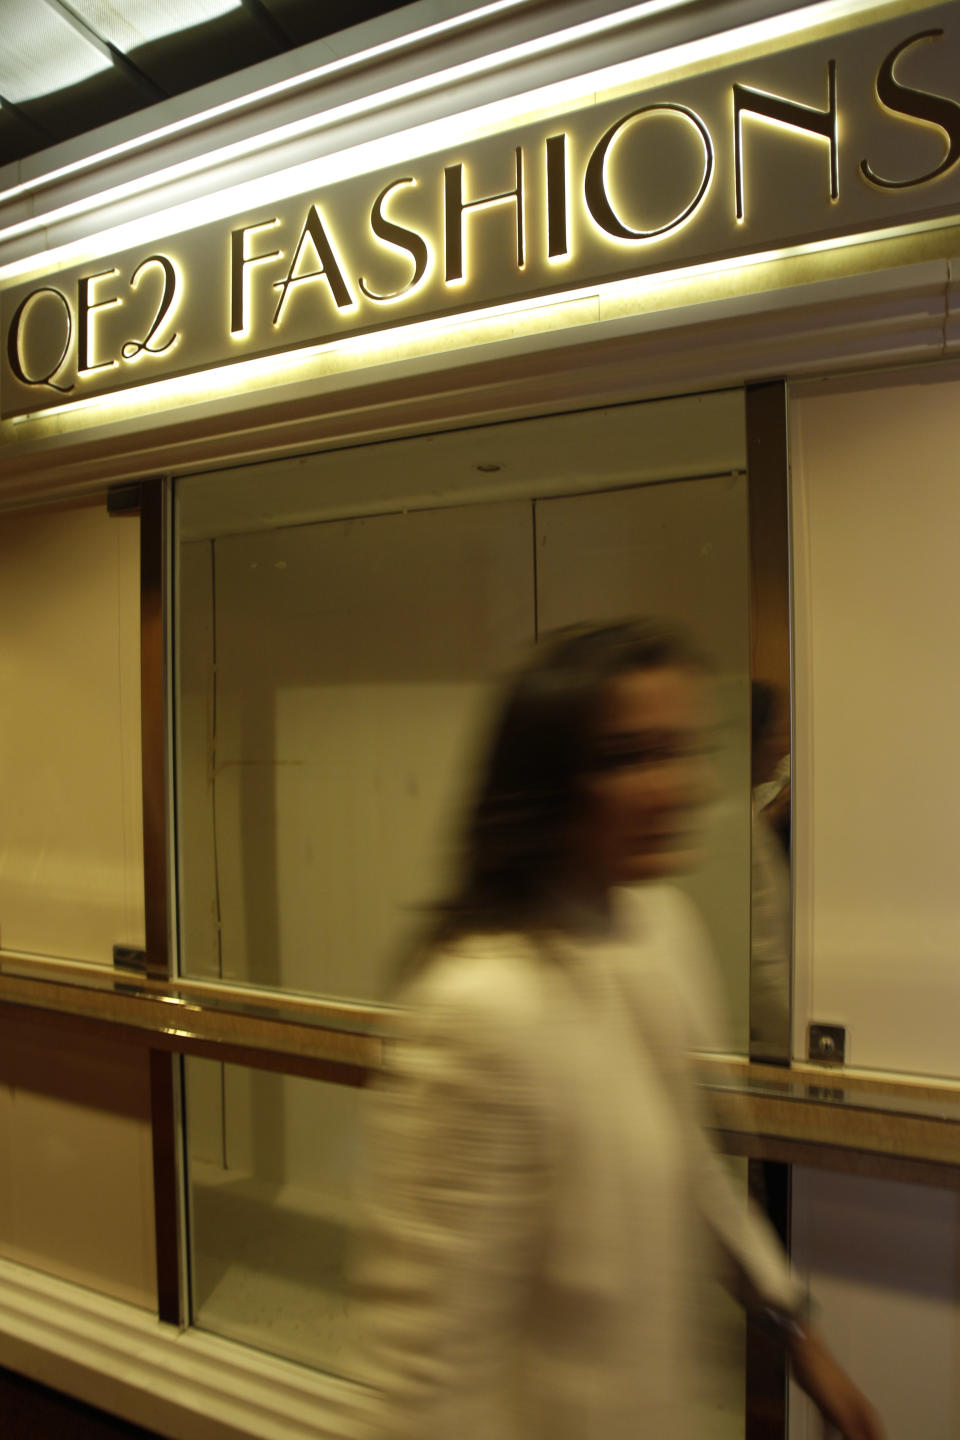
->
[176,501,534,999]
[174,391,752,1040]
[186,1057,364,1371]
[178,392,756,1417]
[184,1053,746,1430]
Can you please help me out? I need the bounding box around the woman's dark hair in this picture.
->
[424,618,702,950]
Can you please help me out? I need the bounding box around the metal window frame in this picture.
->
[153,378,795,1412]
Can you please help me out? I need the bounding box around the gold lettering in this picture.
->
[584,105,712,240]
[272,205,354,325]
[545,134,569,259]
[230,220,281,335]
[861,30,960,189]
[733,61,838,221]
[6,287,74,394]
[359,179,430,302]
[444,149,524,284]
[122,255,181,361]
[77,268,120,374]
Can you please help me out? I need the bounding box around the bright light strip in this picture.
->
[0,0,898,263]
[0,0,688,256]
[0,0,535,207]
[5,286,601,421]
[10,214,951,428]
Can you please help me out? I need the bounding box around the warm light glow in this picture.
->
[0,0,948,425]
[10,215,953,432]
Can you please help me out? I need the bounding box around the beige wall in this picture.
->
[0,1013,156,1309]
[789,365,960,1438]
[791,365,960,1079]
[0,499,143,963]
[0,497,154,1310]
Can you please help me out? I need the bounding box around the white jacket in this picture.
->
[349,884,800,1439]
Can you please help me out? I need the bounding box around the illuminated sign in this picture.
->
[3,3,959,417]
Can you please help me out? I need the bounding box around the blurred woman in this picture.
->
[351,621,883,1440]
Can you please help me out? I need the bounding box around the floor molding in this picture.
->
[0,1257,367,1440]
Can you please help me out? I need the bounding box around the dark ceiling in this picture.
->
[0,0,414,171]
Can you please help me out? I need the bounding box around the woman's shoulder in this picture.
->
[617,883,730,1050]
[398,931,551,1041]
[616,881,713,948]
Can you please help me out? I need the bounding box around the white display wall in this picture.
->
[791,364,960,1079]
[789,364,960,1439]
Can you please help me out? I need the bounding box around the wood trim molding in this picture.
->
[0,959,380,1081]
[2,959,960,1177]
[700,1056,960,1187]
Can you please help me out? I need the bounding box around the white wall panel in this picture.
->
[791,364,960,1077]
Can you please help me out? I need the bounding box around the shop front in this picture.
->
[1,1,959,1436]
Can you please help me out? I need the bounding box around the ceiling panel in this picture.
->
[0,0,416,169]
[0,0,111,103]
[69,0,243,51]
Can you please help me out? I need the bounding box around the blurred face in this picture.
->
[576,664,715,888]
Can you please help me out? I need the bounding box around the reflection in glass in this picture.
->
[177,503,534,1001]
[176,393,764,1419]
[186,1057,364,1371]
[175,393,759,1045]
[750,680,791,1063]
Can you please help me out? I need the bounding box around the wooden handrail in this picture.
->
[3,951,960,1182]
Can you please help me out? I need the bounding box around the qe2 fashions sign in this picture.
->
[4,3,960,417]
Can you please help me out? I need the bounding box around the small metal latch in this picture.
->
[113,944,147,973]
[808,1023,846,1066]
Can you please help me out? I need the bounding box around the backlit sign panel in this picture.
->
[3,3,959,416]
